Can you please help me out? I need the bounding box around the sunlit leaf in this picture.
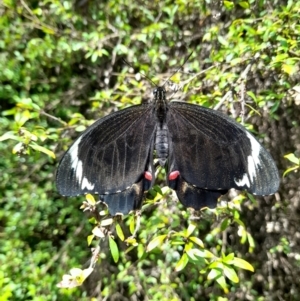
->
[0,131,21,142]
[189,236,204,248]
[232,257,254,272]
[87,235,94,246]
[216,275,229,293]
[207,268,222,280]
[29,143,56,158]
[146,235,167,252]
[116,223,125,241]
[186,222,197,237]
[175,253,189,271]
[86,194,96,205]
[223,264,239,283]
[109,237,119,263]
[284,153,299,165]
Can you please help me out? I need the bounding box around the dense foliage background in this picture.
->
[1,0,300,300]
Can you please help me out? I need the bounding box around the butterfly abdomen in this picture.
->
[155,123,169,166]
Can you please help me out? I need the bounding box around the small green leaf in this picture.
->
[203,250,215,259]
[189,236,204,248]
[216,275,229,293]
[224,1,234,9]
[222,252,234,263]
[186,248,206,259]
[116,223,125,241]
[223,264,239,283]
[15,109,32,126]
[86,194,96,205]
[109,237,119,263]
[125,236,138,246]
[247,232,255,251]
[0,131,21,142]
[232,257,254,272]
[87,235,94,246]
[129,216,135,235]
[284,153,299,165]
[75,125,86,132]
[238,1,249,9]
[146,235,167,252]
[220,218,231,231]
[282,64,297,75]
[186,223,197,237]
[175,253,189,271]
[29,143,56,158]
[12,142,24,154]
[207,268,222,280]
[218,36,229,47]
[209,262,224,270]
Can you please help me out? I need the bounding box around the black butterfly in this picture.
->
[56,86,279,215]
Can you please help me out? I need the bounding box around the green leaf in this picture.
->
[86,194,96,205]
[29,143,56,158]
[220,218,231,231]
[125,237,138,246]
[109,237,119,263]
[216,275,229,293]
[129,216,135,235]
[87,235,94,246]
[218,36,229,47]
[222,252,234,263]
[209,262,224,270]
[282,64,296,75]
[186,248,206,260]
[75,125,86,132]
[238,1,249,9]
[232,257,254,272]
[207,268,222,280]
[175,253,189,271]
[203,250,215,259]
[15,109,32,127]
[189,236,204,248]
[0,131,21,142]
[284,153,300,165]
[186,222,197,237]
[146,235,167,252]
[223,264,239,283]
[116,223,125,241]
[224,1,234,9]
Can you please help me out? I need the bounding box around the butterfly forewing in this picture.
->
[56,104,157,197]
[167,101,279,195]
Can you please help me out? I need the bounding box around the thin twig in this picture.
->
[39,110,68,126]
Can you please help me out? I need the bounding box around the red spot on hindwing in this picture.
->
[144,171,153,181]
[168,170,180,180]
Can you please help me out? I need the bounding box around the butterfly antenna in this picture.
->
[122,58,157,87]
[162,51,194,87]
